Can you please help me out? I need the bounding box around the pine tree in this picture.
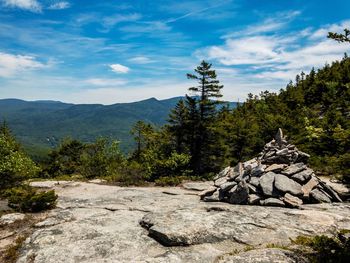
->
[186,60,224,176]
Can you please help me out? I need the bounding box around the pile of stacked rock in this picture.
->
[200,129,342,208]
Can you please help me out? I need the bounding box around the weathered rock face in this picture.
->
[14,181,350,263]
[202,129,342,207]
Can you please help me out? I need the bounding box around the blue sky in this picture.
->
[0,0,349,104]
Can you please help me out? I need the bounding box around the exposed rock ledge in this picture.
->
[15,181,350,262]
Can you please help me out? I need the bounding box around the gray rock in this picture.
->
[259,172,276,196]
[0,213,25,226]
[15,181,350,263]
[281,163,306,176]
[274,174,303,196]
[198,186,217,199]
[219,181,237,192]
[275,128,284,146]
[318,181,342,202]
[248,194,261,205]
[247,183,257,194]
[249,176,260,188]
[283,193,303,207]
[251,165,265,176]
[218,248,308,263]
[203,189,221,202]
[229,181,249,204]
[214,166,232,180]
[301,177,319,197]
[265,164,286,173]
[214,177,228,187]
[260,198,285,207]
[183,181,214,191]
[310,188,332,203]
[291,168,313,184]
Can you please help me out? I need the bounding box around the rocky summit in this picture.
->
[200,129,342,208]
[9,181,350,263]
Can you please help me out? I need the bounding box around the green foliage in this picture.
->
[3,235,27,263]
[5,184,57,212]
[0,122,40,190]
[328,28,350,43]
[292,232,350,263]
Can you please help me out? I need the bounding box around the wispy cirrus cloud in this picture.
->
[0,51,47,77]
[2,0,42,12]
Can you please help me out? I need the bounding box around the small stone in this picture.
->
[283,193,303,207]
[259,172,276,196]
[251,165,265,176]
[310,189,331,203]
[301,177,319,198]
[214,176,228,187]
[247,183,257,194]
[203,189,221,202]
[248,194,261,205]
[318,181,342,202]
[274,174,303,196]
[276,148,288,156]
[214,166,232,180]
[291,168,313,184]
[219,181,237,192]
[275,128,284,146]
[281,163,306,176]
[198,186,217,199]
[228,180,249,204]
[265,164,287,173]
[260,198,285,207]
[249,176,260,187]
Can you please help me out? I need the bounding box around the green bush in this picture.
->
[5,185,57,212]
[0,124,40,190]
[293,231,350,263]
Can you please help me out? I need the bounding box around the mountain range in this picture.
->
[0,97,237,159]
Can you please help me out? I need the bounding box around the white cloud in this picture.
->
[85,78,127,86]
[128,56,154,64]
[0,52,46,77]
[109,64,130,74]
[2,0,42,12]
[48,1,70,10]
[101,13,141,32]
[203,20,350,82]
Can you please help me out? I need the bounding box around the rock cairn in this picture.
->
[200,129,342,208]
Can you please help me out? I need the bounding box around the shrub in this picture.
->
[0,124,40,190]
[5,185,57,212]
[292,231,350,262]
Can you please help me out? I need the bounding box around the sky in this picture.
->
[0,0,349,104]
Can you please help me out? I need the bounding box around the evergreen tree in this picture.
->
[186,60,224,176]
[328,28,350,43]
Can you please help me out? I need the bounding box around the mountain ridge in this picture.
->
[0,97,237,158]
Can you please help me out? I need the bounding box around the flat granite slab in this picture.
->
[16,181,350,263]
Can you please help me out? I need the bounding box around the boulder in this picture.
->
[281,163,306,176]
[198,186,217,199]
[249,176,260,187]
[259,172,276,196]
[283,193,303,207]
[228,181,249,204]
[203,189,221,202]
[214,176,228,187]
[274,174,303,196]
[248,194,261,205]
[265,164,286,173]
[219,181,237,192]
[291,168,313,184]
[310,189,331,203]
